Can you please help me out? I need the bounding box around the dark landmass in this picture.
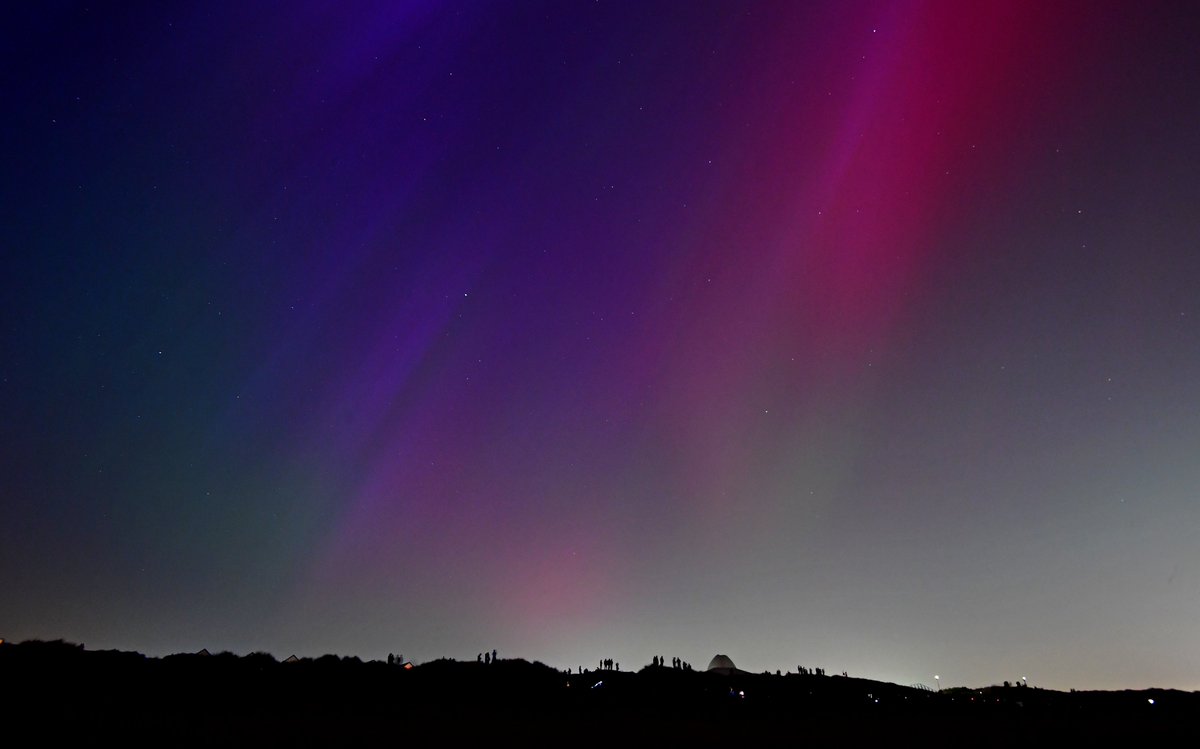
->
[1,640,1196,745]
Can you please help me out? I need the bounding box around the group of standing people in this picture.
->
[476,649,499,664]
[651,655,692,670]
[586,655,694,671]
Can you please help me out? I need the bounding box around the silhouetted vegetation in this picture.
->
[0,639,1195,744]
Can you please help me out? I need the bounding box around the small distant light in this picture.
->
[874,699,879,704]
[403,662,413,670]
[1148,698,1155,705]
[738,690,745,698]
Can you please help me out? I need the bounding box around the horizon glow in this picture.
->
[3,1,1199,691]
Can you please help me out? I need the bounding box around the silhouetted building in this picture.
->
[706,654,743,675]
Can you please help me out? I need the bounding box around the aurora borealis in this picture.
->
[3,1,1199,690]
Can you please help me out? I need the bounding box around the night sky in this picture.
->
[4,1,1199,691]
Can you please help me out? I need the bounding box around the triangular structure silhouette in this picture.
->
[706,654,740,675]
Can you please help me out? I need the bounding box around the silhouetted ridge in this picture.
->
[0,639,1195,744]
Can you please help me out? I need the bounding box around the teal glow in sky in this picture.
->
[2,1,1199,690]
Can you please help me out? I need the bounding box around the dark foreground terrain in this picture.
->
[1,640,1196,746]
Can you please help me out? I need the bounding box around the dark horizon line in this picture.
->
[4,637,1193,696]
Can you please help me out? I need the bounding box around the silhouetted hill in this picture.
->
[0,640,1195,745]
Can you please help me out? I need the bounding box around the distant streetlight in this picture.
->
[934,675,940,692]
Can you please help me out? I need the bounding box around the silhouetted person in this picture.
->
[492,649,497,663]
[485,652,491,665]
[477,652,482,662]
